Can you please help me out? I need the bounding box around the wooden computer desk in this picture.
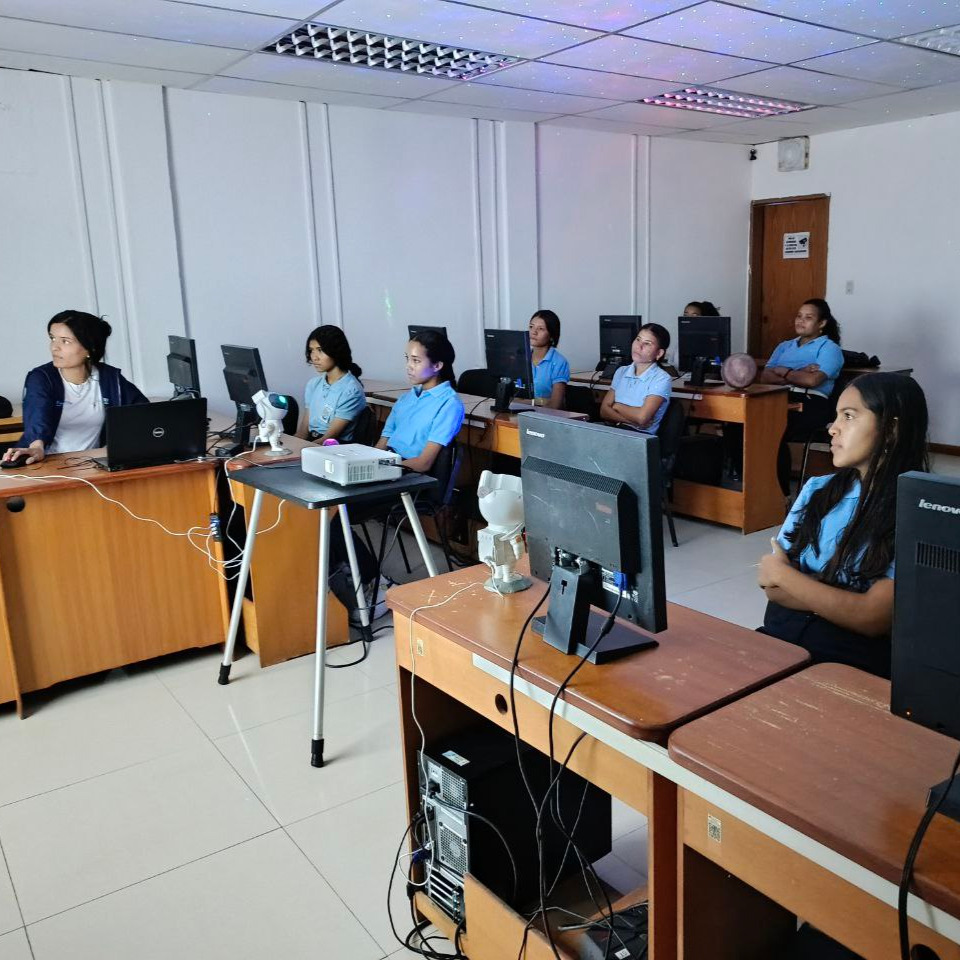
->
[0,453,230,715]
[387,563,810,959]
[669,663,960,959]
[570,372,789,534]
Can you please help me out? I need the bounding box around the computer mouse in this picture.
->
[1,453,32,469]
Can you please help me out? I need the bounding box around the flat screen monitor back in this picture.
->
[168,334,200,398]
[221,344,268,408]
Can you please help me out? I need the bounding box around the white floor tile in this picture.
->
[215,687,403,825]
[0,741,276,923]
[0,928,31,960]
[0,674,206,807]
[592,852,646,898]
[353,629,401,688]
[610,798,646,842]
[287,781,412,955]
[612,825,649,876]
[27,831,382,960]
[0,845,21,936]
[161,648,382,740]
[671,567,770,630]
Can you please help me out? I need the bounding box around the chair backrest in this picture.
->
[564,384,598,419]
[278,395,299,437]
[457,368,498,398]
[656,400,688,479]
[351,405,379,447]
[0,396,12,419]
[427,442,462,507]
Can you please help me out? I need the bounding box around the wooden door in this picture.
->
[748,195,829,359]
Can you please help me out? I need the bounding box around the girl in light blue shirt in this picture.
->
[599,323,672,435]
[757,373,929,678]
[528,309,570,410]
[300,325,367,444]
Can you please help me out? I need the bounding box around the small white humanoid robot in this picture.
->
[252,390,292,456]
[476,470,532,594]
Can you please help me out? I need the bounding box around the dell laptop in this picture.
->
[93,398,207,471]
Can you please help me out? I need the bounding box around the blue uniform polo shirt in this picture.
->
[609,363,672,435]
[304,370,366,440]
[767,335,844,399]
[531,347,571,400]
[382,380,465,459]
[777,474,895,587]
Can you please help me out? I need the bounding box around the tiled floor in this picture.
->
[0,515,782,959]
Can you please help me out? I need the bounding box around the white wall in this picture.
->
[752,111,960,445]
[1,66,752,419]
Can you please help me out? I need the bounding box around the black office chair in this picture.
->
[457,369,498,398]
[278,395,299,437]
[0,396,12,419]
[656,400,688,548]
[351,405,379,447]
[564,384,598,419]
[796,381,843,488]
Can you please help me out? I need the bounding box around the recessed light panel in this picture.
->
[264,23,520,80]
[641,85,815,118]
[900,25,960,58]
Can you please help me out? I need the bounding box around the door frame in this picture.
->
[747,193,830,357]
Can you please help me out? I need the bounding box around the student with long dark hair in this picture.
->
[684,300,720,317]
[376,329,464,473]
[299,325,366,443]
[2,310,147,465]
[757,373,929,678]
[598,322,672,434]
[760,298,845,495]
[528,309,569,410]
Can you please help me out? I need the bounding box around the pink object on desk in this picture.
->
[321,439,339,446]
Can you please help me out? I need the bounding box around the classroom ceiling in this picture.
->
[2,0,960,143]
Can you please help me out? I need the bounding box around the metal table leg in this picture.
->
[400,492,439,579]
[338,504,373,642]
[312,506,331,768]
[218,487,264,685]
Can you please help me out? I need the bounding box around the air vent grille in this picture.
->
[917,541,960,575]
[265,24,519,80]
[524,456,626,496]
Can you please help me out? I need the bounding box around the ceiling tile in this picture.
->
[388,98,561,121]
[437,0,690,32]
[180,0,329,15]
[665,126,764,142]
[0,0,297,51]
[545,34,768,84]
[226,51,462,96]
[839,78,960,121]
[579,101,743,128]
[423,81,613,114]
[0,16,245,72]
[795,41,960,88]
[0,49,205,87]
[316,0,600,59]
[721,1,960,42]
[539,114,694,136]
[474,61,670,100]
[624,1,872,63]
[721,64,898,105]
[193,75,408,109]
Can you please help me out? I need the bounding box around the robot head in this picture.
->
[477,470,524,531]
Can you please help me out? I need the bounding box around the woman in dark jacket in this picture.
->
[2,310,147,465]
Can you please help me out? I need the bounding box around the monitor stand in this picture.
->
[491,378,516,413]
[595,358,627,381]
[532,560,658,665]
[215,403,257,457]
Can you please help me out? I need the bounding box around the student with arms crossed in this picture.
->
[598,323,672,434]
[757,372,929,679]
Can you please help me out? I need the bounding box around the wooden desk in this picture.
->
[669,664,960,959]
[388,563,809,959]
[570,372,789,534]
[0,453,230,714]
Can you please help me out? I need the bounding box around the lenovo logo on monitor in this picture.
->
[918,498,960,515]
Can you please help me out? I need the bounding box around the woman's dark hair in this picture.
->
[304,325,362,378]
[639,322,671,366]
[531,309,561,347]
[47,310,112,368]
[685,301,720,316]
[409,329,456,385]
[784,373,929,589]
[803,298,841,344]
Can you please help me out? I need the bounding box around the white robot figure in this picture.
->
[476,470,532,595]
[252,390,292,456]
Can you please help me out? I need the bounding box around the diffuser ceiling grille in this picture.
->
[641,85,815,119]
[264,23,520,80]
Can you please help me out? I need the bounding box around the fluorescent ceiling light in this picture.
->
[640,85,815,119]
[266,24,520,80]
[899,24,960,57]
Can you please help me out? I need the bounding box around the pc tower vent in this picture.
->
[438,823,468,876]
[917,541,960,575]
[440,769,467,808]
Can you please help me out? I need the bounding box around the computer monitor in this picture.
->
[484,328,534,414]
[597,315,641,379]
[520,412,667,663]
[167,335,201,399]
[891,471,960,740]
[407,324,448,341]
[220,344,269,454]
[678,316,731,374]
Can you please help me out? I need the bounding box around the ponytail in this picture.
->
[410,329,456,385]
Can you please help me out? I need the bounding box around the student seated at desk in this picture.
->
[2,310,147,466]
[528,309,569,410]
[757,373,928,679]
[299,325,367,443]
[376,329,465,473]
[683,300,720,317]
[598,323,672,434]
[760,298,845,496]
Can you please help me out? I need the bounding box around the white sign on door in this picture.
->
[783,232,810,259]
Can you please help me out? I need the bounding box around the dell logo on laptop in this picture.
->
[152,427,166,439]
[918,498,960,515]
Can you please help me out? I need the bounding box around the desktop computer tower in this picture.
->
[418,723,611,922]
[891,471,960,739]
